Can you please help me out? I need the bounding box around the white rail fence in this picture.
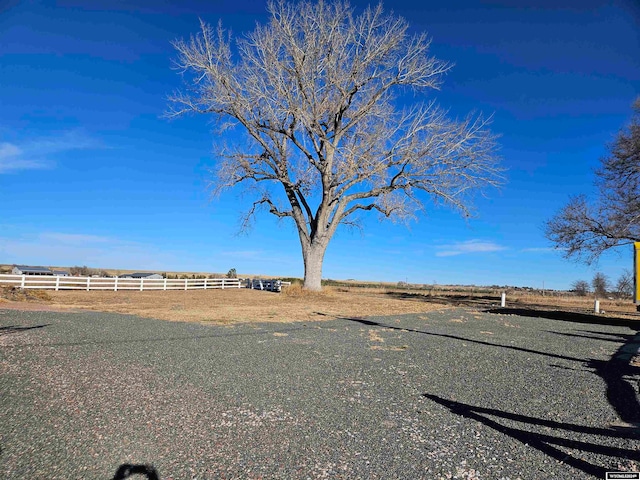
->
[0,274,242,291]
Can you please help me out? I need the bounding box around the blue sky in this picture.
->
[1,0,638,289]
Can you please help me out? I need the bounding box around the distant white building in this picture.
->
[119,272,163,279]
[12,265,52,275]
[11,265,70,276]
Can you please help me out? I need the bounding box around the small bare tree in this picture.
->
[571,280,590,296]
[592,272,610,298]
[615,269,633,299]
[546,98,640,263]
[169,1,502,290]
[70,265,96,276]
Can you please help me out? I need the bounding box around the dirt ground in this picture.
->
[0,287,450,323]
[383,290,640,321]
[1,285,639,324]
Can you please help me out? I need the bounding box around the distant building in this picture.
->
[119,272,163,279]
[12,265,54,275]
[11,266,70,276]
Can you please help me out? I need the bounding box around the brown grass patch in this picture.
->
[3,284,639,326]
[280,282,328,298]
[370,345,409,351]
[0,287,52,303]
[368,330,384,343]
[30,287,448,324]
[385,290,640,322]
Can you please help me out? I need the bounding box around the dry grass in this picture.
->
[2,284,638,325]
[0,286,52,303]
[508,292,639,318]
[20,287,447,324]
[382,289,639,320]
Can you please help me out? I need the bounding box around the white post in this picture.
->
[140,278,144,291]
[21,275,25,288]
[238,278,241,289]
[501,292,506,307]
[222,278,225,290]
[55,276,60,291]
[184,278,188,290]
[86,277,90,291]
[114,277,118,292]
[204,278,208,290]
[163,278,167,291]
[594,299,600,314]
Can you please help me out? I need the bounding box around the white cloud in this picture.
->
[520,247,560,253]
[0,142,21,158]
[0,131,102,173]
[0,142,49,172]
[436,239,507,257]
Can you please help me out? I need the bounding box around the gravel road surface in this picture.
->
[1,306,639,479]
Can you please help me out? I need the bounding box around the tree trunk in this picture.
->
[302,242,327,291]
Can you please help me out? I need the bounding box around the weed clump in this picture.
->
[280,283,334,298]
[0,286,52,302]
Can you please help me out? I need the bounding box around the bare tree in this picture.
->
[169,1,502,290]
[571,280,590,296]
[592,272,609,298]
[615,269,633,299]
[70,265,96,276]
[546,98,640,263]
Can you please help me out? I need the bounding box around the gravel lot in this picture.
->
[1,306,639,479]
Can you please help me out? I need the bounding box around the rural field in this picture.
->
[0,284,638,324]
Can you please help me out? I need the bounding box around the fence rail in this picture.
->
[0,274,242,291]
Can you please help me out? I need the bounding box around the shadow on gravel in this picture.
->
[112,463,159,480]
[485,307,640,329]
[581,330,635,339]
[483,310,640,427]
[547,331,634,343]
[330,314,586,363]
[385,292,498,306]
[0,324,49,336]
[338,312,640,475]
[424,394,639,478]
[588,356,640,426]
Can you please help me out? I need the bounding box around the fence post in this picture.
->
[140,278,144,291]
[55,275,60,291]
[114,277,118,292]
[86,277,90,291]
[204,278,208,290]
[184,278,188,291]
[163,278,167,291]
[501,292,506,307]
[222,278,225,290]
[21,275,25,288]
[238,278,241,289]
